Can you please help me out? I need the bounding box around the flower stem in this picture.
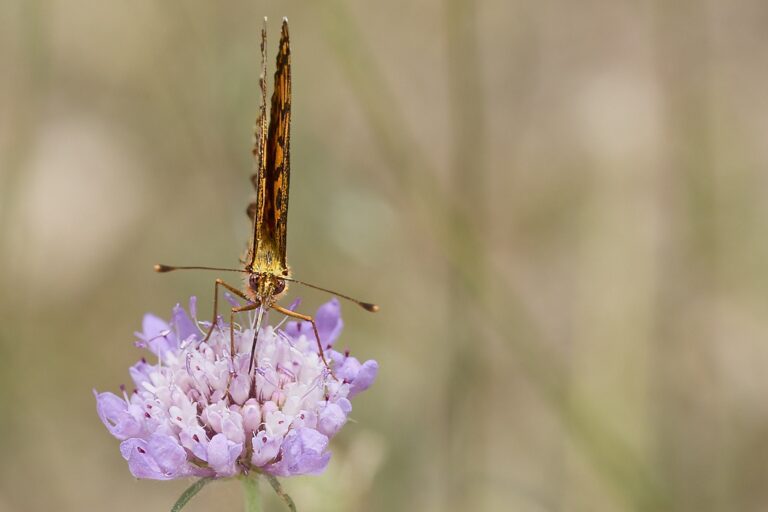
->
[265,474,296,512]
[170,477,213,512]
[242,474,262,512]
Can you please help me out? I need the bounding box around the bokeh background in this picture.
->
[2,1,768,511]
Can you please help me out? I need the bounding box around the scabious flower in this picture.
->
[95,297,378,480]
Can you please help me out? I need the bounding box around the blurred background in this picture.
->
[2,1,768,511]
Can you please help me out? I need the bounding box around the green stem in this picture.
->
[242,474,262,512]
[265,474,296,512]
[170,477,213,512]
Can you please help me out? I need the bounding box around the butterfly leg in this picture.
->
[271,303,333,373]
[203,278,249,343]
[229,301,260,362]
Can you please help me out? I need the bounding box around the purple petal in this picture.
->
[179,426,209,460]
[290,410,318,430]
[335,356,362,382]
[327,349,345,367]
[283,319,310,340]
[120,438,167,479]
[202,403,224,433]
[251,431,282,467]
[206,433,243,477]
[315,299,344,347]
[120,438,143,461]
[283,299,343,347]
[120,435,188,480]
[229,374,250,405]
[149,435,188,474]
[140,314,177,357]
[141,314,169,340]
[221,410,245,444]
[94,391,142,440]
[172,303,198,343]
[336,397,352,415]
[317,403,347,437]
[266,428,331,477]
[224,292,240,307]
[242,400,262,434]
[349,360,379,397]
[128,359,153,387]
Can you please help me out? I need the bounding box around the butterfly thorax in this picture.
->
[244,240,290,303]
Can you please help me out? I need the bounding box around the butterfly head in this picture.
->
[247,272,287,303]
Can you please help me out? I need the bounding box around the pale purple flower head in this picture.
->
[96,297,377,480]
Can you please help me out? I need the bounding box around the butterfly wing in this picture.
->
[247,19,291,275]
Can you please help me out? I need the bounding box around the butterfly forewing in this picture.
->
[247,22,268,227]
[248,19,291,276]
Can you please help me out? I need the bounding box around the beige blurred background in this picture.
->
[2,1,768,511]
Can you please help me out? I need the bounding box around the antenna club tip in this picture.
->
[154,264,172,273]
[362,303,380,313]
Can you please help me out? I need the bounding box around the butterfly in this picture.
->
[155,18,378,372]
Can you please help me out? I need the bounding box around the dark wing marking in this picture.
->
[247,19,291,274]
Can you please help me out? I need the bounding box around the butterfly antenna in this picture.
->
[282,277,379,312]
[154,264,248,273]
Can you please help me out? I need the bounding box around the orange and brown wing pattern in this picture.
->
[248,19,291,275]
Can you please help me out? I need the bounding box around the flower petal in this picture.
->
[266,428,331,477]
[120,435,188,480]
[140,314,177,357]
[206,433,243,477]
[121,438,166,479]
[95,391,142,440]
[251,431,282,467]
[335,356,361,382]
[291,410,318,430]
[241,400,263,434]
[283,319,310,341]
[172,302,198,343]
[317,403,347,437]
[315,299,344,347]
[349,360,379,397]
[229,373,251,405]
[287,298,301,311]
[179,426,209,460]
[148,434,188,476]
[283,298,343,347]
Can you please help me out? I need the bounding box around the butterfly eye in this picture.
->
[248,274,261,291]
[274,279,286,295]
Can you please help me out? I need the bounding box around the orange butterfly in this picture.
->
[155,18,377,372]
